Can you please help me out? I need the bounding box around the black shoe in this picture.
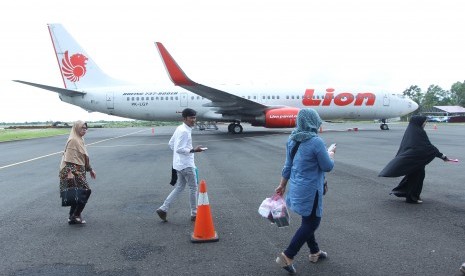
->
[156,209,167,222]
[68,215,86,224]
[406,198,422,204]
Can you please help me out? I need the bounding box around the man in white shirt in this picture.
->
[156,108,205,222]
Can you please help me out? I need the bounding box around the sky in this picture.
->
[1,0,464,123]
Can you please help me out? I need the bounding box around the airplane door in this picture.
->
[180,92,188,107]
[383,94,390,106]
[106,93,114,109]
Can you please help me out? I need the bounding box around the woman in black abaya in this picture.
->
[379,115,449,203]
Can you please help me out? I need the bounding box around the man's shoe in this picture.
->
[156,209,167,222]
[276,252,296,274]
[309,250,327,263]
[460,262,465,274]
[190,215,196,222]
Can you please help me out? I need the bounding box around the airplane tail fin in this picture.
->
[48,24,127,90]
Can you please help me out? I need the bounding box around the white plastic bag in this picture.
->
[258,194,290,227]
[258,197,274,218]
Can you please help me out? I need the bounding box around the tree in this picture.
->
[403,85,423,105]
[450,81,465,106]
[435,85,453,105]
[421,85,443,110]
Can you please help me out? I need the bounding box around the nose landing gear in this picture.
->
[380,119,389,130]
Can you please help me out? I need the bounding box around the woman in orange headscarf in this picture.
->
[59,121,96,224]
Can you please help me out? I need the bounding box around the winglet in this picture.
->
[156,42,195,86]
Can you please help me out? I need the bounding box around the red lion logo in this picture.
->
[61,51,88,82]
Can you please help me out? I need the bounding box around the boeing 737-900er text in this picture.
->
[14,24,418,134]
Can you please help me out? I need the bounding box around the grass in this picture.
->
[0,128,70,142]
[0,121,177,142]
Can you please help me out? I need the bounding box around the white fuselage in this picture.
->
[60,84,418,123]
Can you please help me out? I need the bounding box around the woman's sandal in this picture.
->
[68,215,86,225]
[276,252,296,274]
[74,216,86,224]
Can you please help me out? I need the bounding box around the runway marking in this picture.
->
[0,130,284,169]
[90,132,290,148]
[0,129,146,170]
[91,143,166,148]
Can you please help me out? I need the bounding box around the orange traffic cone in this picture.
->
[191,180,219,243]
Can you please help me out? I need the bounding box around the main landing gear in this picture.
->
[380,119,389,130]
[227,122,243,134]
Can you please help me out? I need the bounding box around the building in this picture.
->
[421,106,465,123]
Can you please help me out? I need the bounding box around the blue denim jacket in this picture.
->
[281,137,334,217]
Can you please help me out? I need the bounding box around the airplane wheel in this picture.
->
[228,123,235,133]
[232,124,243,134]
[380,124,389,130]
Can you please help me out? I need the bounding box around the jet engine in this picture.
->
[258,108,300,128]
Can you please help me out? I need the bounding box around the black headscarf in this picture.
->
[379,115,442,177]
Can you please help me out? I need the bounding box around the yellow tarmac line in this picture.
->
[0,129,146,170]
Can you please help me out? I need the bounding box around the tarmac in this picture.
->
[0,122,464,276]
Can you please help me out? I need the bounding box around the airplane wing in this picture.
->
[13,80,86,97]
[156,42,272,117]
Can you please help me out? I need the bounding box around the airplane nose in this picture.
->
[411,100,419,111]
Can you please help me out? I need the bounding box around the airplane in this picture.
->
[14,24,418,134]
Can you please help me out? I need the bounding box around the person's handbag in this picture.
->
[61,188,88,206]
[60,178,88,206]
